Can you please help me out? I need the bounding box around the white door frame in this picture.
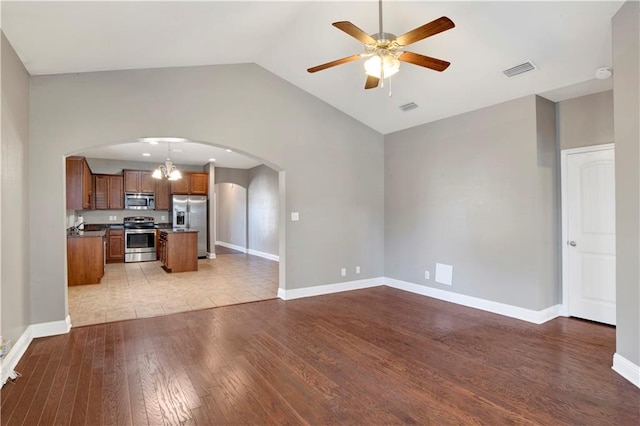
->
[560,142,615,317]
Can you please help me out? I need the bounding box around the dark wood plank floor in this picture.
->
[2,286,639,425]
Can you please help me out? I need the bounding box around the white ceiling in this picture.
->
[80,139,262,169]
[2,0,622,164]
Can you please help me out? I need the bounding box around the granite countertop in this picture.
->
[67,229,107,238]
[159,229,199,234]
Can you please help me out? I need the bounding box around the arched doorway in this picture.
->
[65,138,283,326]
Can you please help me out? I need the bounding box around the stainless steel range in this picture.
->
[123,216,156,262]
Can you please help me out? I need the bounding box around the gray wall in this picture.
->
[215,182,247,249]
[29,63,385,323]
[215,166,279,256]
[248,165,279,256]
[1,33,31,350]
[215,167,249,188]
[385,95,559,311]
[557,90,614,150]
[612,1,640,366]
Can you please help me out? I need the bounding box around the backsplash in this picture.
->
[76,209,171,224]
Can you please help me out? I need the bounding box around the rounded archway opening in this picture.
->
[64,137,284,327]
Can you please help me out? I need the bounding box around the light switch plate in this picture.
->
[291,212,300,221]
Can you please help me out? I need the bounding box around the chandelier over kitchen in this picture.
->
[152,142,182,180]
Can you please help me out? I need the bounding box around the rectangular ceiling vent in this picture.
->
[503,61,537,78]
[399,102,418,112]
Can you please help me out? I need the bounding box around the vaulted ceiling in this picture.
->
[2,1,621,165]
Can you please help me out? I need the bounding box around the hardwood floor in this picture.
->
[2,286,638,425]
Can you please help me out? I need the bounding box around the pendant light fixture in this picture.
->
[152,142,182,180]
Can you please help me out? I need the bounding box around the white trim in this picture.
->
[612,353,640,388]
[206,252,216,259]
[247,248,279,262]
[560,143,615,319]
[215,240,247,253]
[384,278,563,324]
[278,277,385,300]
[1,316,72,385]
[31,315,72,338]
[1,326,32,385]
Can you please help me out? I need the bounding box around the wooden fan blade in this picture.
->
[365,75,380,90]
[307,54,362,73]
[399,51,450,72]
[333,21,376,45]
[396,16,455,46]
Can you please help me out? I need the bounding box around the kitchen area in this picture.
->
[65,154,279,326]
[66,156,208,282]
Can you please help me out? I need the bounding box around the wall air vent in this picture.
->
[399,102,418,112]
[503,61,537,78]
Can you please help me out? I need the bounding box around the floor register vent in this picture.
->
[503,61,537,77]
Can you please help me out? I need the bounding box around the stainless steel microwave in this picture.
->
[125,193,155,210]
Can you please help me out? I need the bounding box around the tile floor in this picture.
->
[68,250,279,327]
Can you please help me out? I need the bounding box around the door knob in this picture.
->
[568,241,577,247]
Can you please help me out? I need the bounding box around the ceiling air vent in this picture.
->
[503,61,537,78]
[399,102,418,112]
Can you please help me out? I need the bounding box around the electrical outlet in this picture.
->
[425,270,430,279]
[356,266,360,274]
[161,215,166,221]
[341,268,346,277]
[291,212,300,221]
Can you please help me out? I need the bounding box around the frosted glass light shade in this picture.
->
[364,55,400,78]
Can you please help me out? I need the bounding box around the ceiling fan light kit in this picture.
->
[307,0,454,90]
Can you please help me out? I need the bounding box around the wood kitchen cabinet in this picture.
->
[107,228,124,263]
[170,172,209,195]
[155,179,171,210]
[124,170,155,193]
[66,156,93,210]
[67,234,105,285]
[158,230,198,272]
[94,174,124,210]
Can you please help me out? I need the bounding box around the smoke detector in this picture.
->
[595,67,612,80]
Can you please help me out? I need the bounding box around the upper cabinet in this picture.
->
[94,174,124,210]
[124,170,155,193]
[170,172,209,195]
[155,179,171,210]
[66,156,93,210]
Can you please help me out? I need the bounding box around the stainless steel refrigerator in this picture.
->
[172,195,208,258]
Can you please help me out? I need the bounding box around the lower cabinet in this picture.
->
[159,231,198,273]
[67,235,105,285]
[107,228,124,263]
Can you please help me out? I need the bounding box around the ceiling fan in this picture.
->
[307,0,455,90]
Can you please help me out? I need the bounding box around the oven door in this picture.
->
[124,229,157,262]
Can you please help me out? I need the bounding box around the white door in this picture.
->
[564,146,616,325]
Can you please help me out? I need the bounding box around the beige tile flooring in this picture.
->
[68,251,279,327]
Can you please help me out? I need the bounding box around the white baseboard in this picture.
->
[1,315,72,385]
[206,252,216,259]
[215,241,279,261]
[1,326,33,385]
[215,241,247,253]
[278,277,385,300]
[31,315,72,338]
[384,277,563,324]
[247,248,279,262]
[613,353,640,388]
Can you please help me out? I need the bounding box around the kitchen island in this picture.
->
[67,229,106,285]
[158,230,198,273]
